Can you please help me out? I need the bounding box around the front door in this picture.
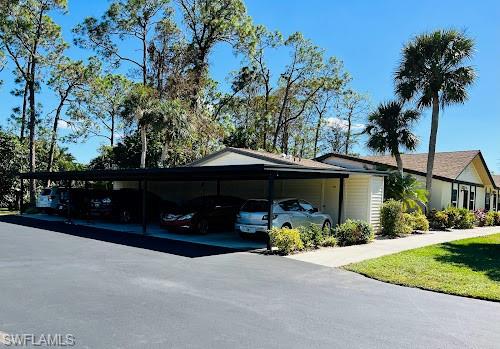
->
[462,189,469,210]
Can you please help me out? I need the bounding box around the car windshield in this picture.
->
[241,200,268,212]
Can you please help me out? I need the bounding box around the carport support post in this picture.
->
[19,178,24,214]
[142,180,147,235]
[266,174,275,251]
[66,180,73,224]
[338,177,344,226]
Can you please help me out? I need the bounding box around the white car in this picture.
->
[235,198,332,235]
[36,187,64,213]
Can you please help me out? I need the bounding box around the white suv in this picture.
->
[36,187,63,213]
[235,198,332,235]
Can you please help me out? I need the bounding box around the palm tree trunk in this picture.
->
[395,152,404,176]
[425,94,440,212]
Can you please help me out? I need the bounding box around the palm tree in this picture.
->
[121,84,158,168]
[385,171,428,212]
[365,101,420,175]
[395,29,475,211]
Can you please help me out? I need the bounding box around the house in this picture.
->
[109,147,387,230]
[316,150,500,212]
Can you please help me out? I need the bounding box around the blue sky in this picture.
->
[1,0,498,172]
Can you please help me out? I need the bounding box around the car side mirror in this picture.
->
[310,207,319,213]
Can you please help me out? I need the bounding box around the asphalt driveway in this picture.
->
[0,217,499,349]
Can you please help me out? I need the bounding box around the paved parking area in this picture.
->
[288,226,500,267]
[22,213,266,250]
[0,217,499,349]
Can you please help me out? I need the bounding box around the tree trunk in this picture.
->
[47,101,64,181]
[28,78,36,205]
[344,112,352,155]
[20,80,29,141]
[140,124,147,168]
[395,152,404,176]
[110,113,115,146]
[313,112,323,157]
[425,94,440,212]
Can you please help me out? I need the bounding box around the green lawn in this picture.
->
[345,233,500,302]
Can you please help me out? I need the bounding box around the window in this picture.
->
[493,193,498,212]
[279,200,303,212]
[451,187,458,207]
[469,191,475,210]
[485,192,491,211]
[299,200,315,212]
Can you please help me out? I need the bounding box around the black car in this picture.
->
[112,189,179,223]
[160,195,244,234]
[56,188,94,218]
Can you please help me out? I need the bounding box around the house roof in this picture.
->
[316,150,497,186]
[361,150,480,180]
[188,147,345,170]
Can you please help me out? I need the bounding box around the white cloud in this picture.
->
[325,117,364,131]
[58,119,70,129]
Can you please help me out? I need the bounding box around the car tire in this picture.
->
[197,218,209,235]
[281,223,292,229]
[120,209,131,224]
[322,220,332,233]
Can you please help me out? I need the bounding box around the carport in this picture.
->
[20,164,355,250]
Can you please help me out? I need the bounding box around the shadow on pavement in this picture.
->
[0,215,246,258]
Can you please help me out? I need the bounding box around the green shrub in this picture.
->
[485,211,496,226]
[409,211,430,231]
[269,227,303,255]
[454,208,475,229]
[321,235,337,247]
[298,224,324,249]
[494,212,500,226]
[380,199,412,236]
[428,209,449,230]
[335,219,374,246]
[443,207,461,229]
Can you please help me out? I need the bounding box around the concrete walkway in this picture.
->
[287,226,500,267]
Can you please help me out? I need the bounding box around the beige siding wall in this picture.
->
[369,176,384,231]
[457,163,483,184]
[343,175,370,223]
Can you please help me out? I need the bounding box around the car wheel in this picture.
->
[281,223,292,229]
[120,209,131,223]
[197,219,209,235]
[322,220,332,233]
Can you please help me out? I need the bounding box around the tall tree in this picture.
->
[46,57,98,174]
[121,84,160,168]
[179,0,254,108]
[74,0,173,166]
[67,73,132,147]
[0,0,67,203]
[365,101,420,175]
[335,89,369,155]
[395,29,475,210]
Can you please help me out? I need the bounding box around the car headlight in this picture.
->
[178,213,195,220]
